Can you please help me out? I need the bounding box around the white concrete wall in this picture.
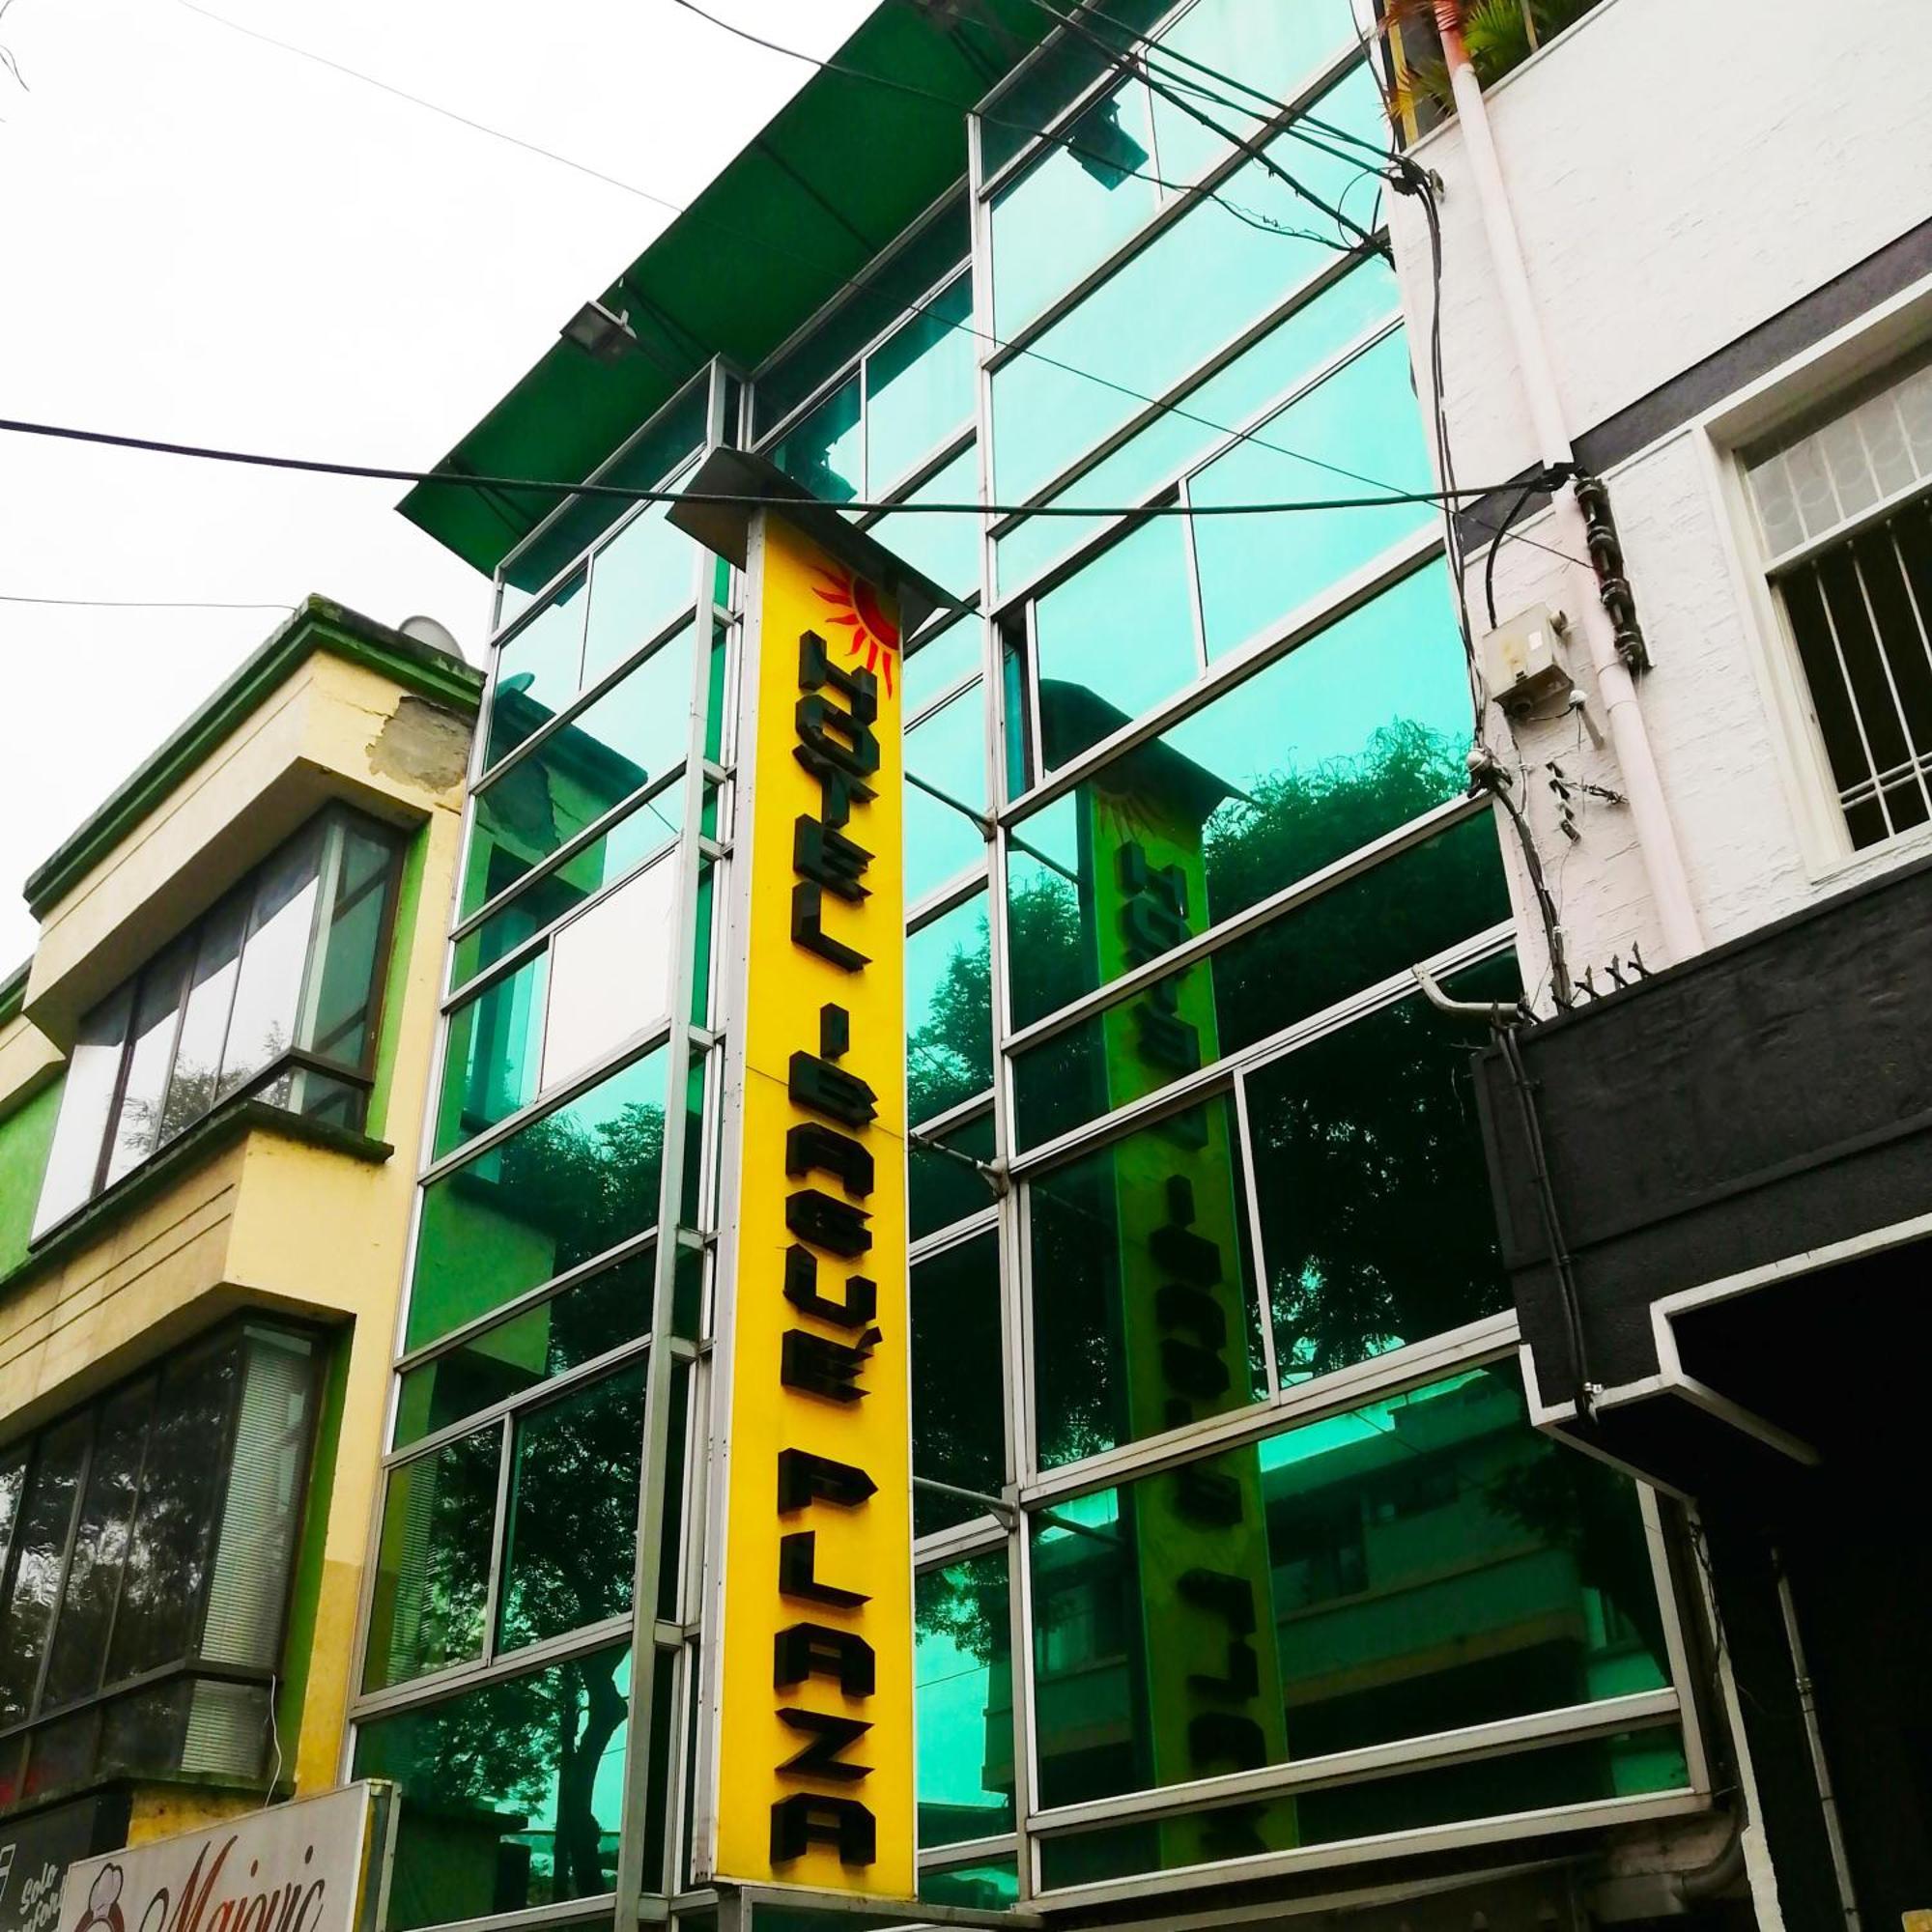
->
[1384,0,1932,999]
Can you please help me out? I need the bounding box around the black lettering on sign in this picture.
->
[792,882,870,972]
[783,1246,879,1330]
[785,1187,872,1257]
[770,1793,877,1866]
[786,1122,875,1197]
[775,1622,876,1696]
[776,1708,873,1783]
[777,1448,877,1514]
[788,1051,877,1127]
[780,1529,868,1607]
[781,1329,876,1404]
[795,816,873,903]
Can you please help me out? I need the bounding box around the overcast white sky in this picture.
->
[0,0,875,966]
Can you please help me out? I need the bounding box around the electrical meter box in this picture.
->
[1482,603,1575,717]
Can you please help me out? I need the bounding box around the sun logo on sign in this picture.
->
[813,566,900,696]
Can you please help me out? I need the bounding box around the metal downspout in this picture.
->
[1429,1,1705,966]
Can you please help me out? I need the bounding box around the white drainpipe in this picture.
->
[1433,2,1706,966]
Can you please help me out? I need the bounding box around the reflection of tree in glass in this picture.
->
[497,1098,667,1272]
[915,1550,1009,1670]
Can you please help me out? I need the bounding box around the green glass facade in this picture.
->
[351,3,1705,1922]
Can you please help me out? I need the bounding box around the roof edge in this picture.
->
[22,596,485,921]
[0,961,27,1028]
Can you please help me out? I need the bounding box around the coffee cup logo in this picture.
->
[71,1865,124,1932]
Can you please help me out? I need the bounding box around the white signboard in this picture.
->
[56,1784,388,1932]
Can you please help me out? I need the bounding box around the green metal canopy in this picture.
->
[401,0,1056,580]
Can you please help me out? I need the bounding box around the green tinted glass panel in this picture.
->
[436,952,548,1158]
[705,619,730,764]
[1009,566,1473,1030]
[410,1047,669,1350]
[905,684,989,903]
[991,66,1386,504]
[1012,811,1510,1149]
[489,573,586,768]
[992,80,1159,339]
[912,1234,1005,1538]
[867,274,975,492]
[393,1250,654,1450]
[1193,332,1435,658]
[908,892,992,1126]
[916,1553,1014,1845]
[907,614,982,719]
[978,0,1168,175]
[920,1861,1020,1910]
[354,1645,631,1928]
[771,375,862,502]
[1029,1090,1264,1469]
[464,623,695,919]
[868,442,981,605]
[691,860,715,1028]
[497,1362,646,1654]
[910,1109,995,1242]
[1034,518,1197,770]
[362,1427,499,1691]
[1151,0,1361,185]
[995,256,1402,598]
[1030,1362,1675,1821]
[1037,1726,1688,1886]
[583,499,695,688]
[1251,953,1519,1384]
[451,787,686,990]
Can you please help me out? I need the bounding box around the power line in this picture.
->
[169,0,1425,518]
[0,414,1541,517]
[663,0,1348,251]
[0,591,298,611]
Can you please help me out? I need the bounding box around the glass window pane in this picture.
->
[0,1450,26,1578]
[0,1414,89,1724]
[101,935,194,1187]
[995,256,1402,600]
[497,1362,646,1655]
[867,442,981,606]
[488,572,588,769]
[106,1336,241,1682]
[220,826,325,1101]
[1012,812,1511,1150]
[1034,518,1198,771]
[541,854,680,1091]
[452,781,687,992]
[907,892,992,1126]
[1249,953,1518,1384]
[394,1250,654,1449]
[1192,331,1435,659]
[437,952,550,1159]
[305,822,398,1069]
[867,274,975,494]
[583,498,695,690]
[906,615,982,720]
[991,66,1386,505]
[1029,1089,1264,1470]
[1150,0,1360,186]
[912,1233,1005,1538]
[1009,566,1474,1030]
[992,81,1160,340]
[1037,1727,1689,1887]
[1030,1363,1675,1824]
[33,985,132,1236]
[463,621,695,921]
[910,1109,995,1243]
[921,1860,1020,1910]
[362,1425,500,1692]
[979,0,1170,175]
[771,375,862,503]
[905,684,989,903]
[163,895,247,1143]
[410,1046,669,1351]
[916,1553,1014,1845]
[353,1644,631,1928]
[40,1381,155,1711]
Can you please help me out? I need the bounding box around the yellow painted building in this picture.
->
[0,599,480,1902]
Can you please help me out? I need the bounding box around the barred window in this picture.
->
[1746,356,1932,851]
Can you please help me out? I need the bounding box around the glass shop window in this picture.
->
[0,1322,320,1807]
[915,1552,1014,1849]
[33,809,404,1238]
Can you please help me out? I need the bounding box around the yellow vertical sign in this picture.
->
[703,510,915,1896]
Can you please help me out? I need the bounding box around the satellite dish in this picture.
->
[399,613,464,660]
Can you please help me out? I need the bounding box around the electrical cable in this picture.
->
[0,414,1543,516]
[168,0,1435,520]
[1012,0,1381,255]
[1483,469,1558,634]
[662,0,1346,250]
